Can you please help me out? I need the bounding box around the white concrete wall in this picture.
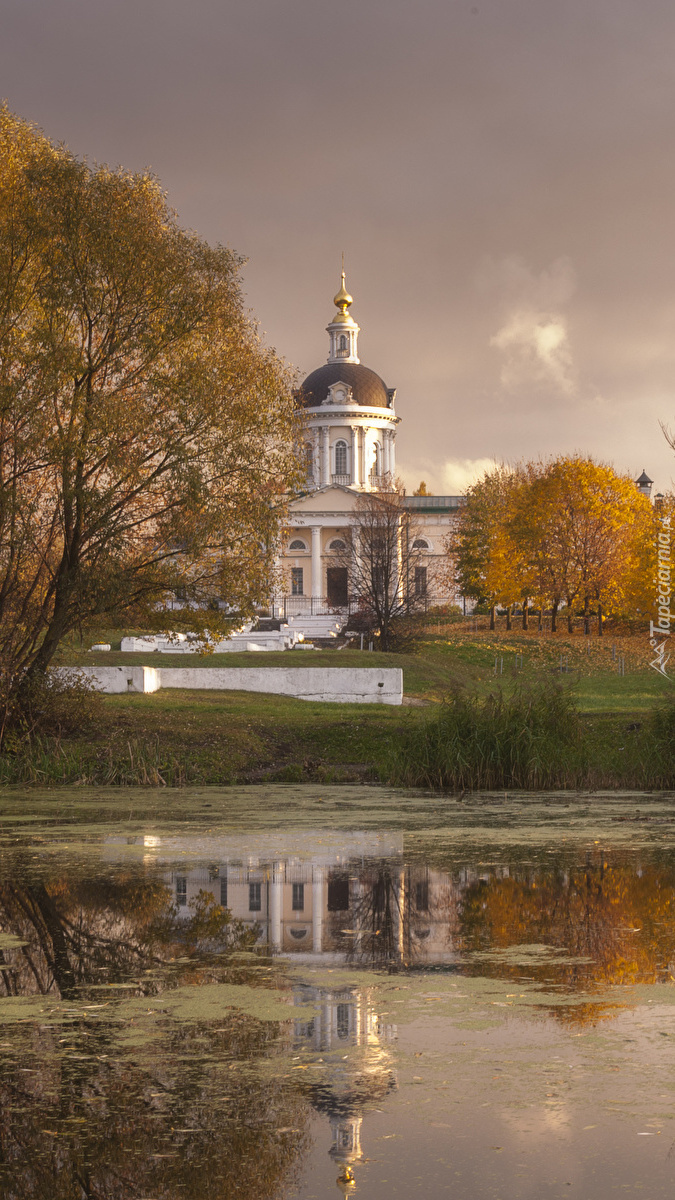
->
[58,665,161,694]
[56,665,403,705]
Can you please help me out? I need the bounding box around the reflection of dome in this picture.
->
[298,362,392,410]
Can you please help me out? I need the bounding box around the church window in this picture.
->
[329,538,347,552]
[373,442,382,475]
[339,334,348,353]
[249,882,262,912]
[290,928,307,939]
[292,883,305,911]
[291,568,304,595]
[334,440,348,475]
[412,538,429,550]
[414,566,427,596]
[289,539,307,551]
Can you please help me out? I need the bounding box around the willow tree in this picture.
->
[0,107,299,717]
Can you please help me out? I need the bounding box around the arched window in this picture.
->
[334,440,348,475]
[339,334,348,352]
[289,539,307,551]
[329,538,347,552]
[412,538,429,550]
[373,442,382,475]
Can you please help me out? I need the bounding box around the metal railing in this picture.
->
[274,592,461,620]
[369,474,395,491]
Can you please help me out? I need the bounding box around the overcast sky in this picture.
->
[3,0,675,494]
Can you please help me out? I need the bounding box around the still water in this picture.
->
[1,785,675,1198]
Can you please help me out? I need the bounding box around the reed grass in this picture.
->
[388,683,675,791]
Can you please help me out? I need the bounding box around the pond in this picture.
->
[1,785,675,1198]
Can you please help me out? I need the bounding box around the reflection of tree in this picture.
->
[0,1011,310,1199]
[0,871,309,1199]
[0,876,255,999]
[458,854,675,1013]
[338,863,405,969]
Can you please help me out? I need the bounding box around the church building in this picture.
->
[276,273,463,618]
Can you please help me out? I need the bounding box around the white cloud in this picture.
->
[481,255,577,396]
[491,310,574,394]
[401,457,498,495]
[441,457,500,494]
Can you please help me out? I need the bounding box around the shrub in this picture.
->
[389,681,586,790]
[1,669,104,749]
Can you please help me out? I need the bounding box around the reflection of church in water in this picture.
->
[114,830,501,1193]
[154,829,475,967]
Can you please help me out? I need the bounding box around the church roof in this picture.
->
[403,495,463,512]
[636,469,653,484]
[297,362,393,410]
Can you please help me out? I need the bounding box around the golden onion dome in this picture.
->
[333,271,353,316]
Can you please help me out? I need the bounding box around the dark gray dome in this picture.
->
[297,362,393,409]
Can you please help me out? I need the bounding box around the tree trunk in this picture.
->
[522,600,529,631]
[597,602,603,637]
[551,599,559,633]
[506,605,512,631]
[538,608,543,632]
[583,595,590,636]
[489,604,496,631]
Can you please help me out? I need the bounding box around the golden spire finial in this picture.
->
[333,255,353,317]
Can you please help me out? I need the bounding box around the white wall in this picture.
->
[56,665,403,705]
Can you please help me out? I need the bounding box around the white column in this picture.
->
[350,425,360,486]
[383,429,391,477]
[312,426,320,485]
[389,429,396,479]
[312,865,324,954]
[321,426,330,486]
[311,525,322,599]
[270,863,282,952]
[363,427,371,488]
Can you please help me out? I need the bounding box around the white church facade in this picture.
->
[275,273,463,617]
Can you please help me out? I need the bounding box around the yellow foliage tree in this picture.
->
[0,107,301,719]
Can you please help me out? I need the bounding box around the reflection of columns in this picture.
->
[312,865,324,954]
[322,998,332,1050]
[351,876,364,955]
[321,426,330,486]
[350,425,360,487]
[394,868,405,962]
[311,526,322,598]
[270,862,282,952]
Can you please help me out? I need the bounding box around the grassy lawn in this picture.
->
[58,623,671,712]
[6,618,666,788]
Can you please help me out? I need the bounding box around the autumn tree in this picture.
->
[0,108,300,722]
[519,458,652,635]
[451,457,653,634]
[450,464,530,629]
